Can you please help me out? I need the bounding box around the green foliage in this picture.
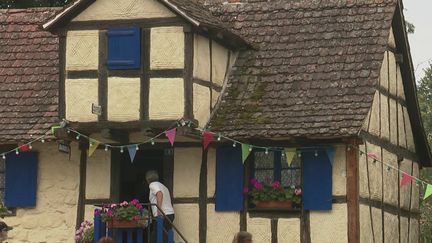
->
[417,63,432,242]
[247,178,301,205]
[82,226,94,242]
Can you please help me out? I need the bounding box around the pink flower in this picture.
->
[133,215,140,221]
[120,201,128,207]
[110,203,117,208]
[243,187,249,194]
[250,178,258,186]
[255,182,264,190]
[94,209,101,216]
[131,199,139,205]
[272,181,281,189]
[107,211,113,217]
[294,188,302,196]
[135,204,143,210]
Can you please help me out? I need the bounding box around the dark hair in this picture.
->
[232,231,252,243]
[98,236,115,243]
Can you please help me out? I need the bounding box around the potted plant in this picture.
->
[96,199,148,228]
[75,220,94,243]
[245,178,302,209]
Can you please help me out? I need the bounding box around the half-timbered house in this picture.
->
[0,0,430,242]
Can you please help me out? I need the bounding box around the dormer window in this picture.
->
[107,27,141,70]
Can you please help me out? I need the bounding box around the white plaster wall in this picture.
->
[246,215,271,243]
[212,89,220,108]
[278,218,300,243]
[84,204,98,222]
[65,78,99,122]
[66,30,98,70]
[206,204,239,243]
[359,142,382,201]
[399,159,413,210]
[388,27,396,49]
[384,211,399,243]
[86,149,111,199]
[380,51,389,91]
[398,103,407,148]
[193,84,211,126]
[173,148,201,198]
[310,203,347,243]
[193,35,210,81]
[411,162,420,212]
[410,219,419,243]
[359,204,382,243]
[400,216,409,243]
[211,40,229,86]
[396,65,405,100]
[367,91,380,136]
[7,143,80,243]
[380,93,390,140]
[72,0,175,21]
[207,148,216,198]
[107,77,140,121]
[382,149,398,206]
[388,51,397,97]
[403,107,416,152]
[149,78,184,120]
[389,99,398,145]
[173,204,199,243]
[332,145,346,196]
[150,27,184,70]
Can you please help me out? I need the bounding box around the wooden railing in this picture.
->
[93,203,188,243]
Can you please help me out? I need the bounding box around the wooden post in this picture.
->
[346,141,360,243]
[199,148,208,243]
[76,141,88,230]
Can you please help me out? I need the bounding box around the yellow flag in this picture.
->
[87,139,100,157]
[284,148,296,166]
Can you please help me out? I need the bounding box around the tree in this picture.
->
[418,63,432,242]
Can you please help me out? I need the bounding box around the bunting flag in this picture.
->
[87,139,100,157]
[325,147,335,166]
[367,152,378,160]
[241,144,251,163]
[202,132,214,150]
[51,125,62,134]
[128,146,137,163]
[19,144,30,152]
[284,148,296,166]
[424,184,432,200]
[165,128,177,146]
[400,173,415,187]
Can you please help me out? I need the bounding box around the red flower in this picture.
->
[272,181,281,189]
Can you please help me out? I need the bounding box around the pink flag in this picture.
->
[202,132,214,150]
[400,173,414,187]
[367,152,378,160]
[165,128,177,146]
[19,144,30,152]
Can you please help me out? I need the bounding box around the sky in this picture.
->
[404,0,432,81]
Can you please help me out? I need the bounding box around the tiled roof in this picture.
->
[209,0,397,139]
[0,8,59,143]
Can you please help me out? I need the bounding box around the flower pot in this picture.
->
[106,219,141,228]
[85,241,92,243]
[255,200,292,209]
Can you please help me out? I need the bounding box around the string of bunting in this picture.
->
[1,119,432,200]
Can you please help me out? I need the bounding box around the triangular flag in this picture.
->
[165,128,177,146]
[400,173,414,187]
[284,148,296,166]
[128,146,137,163]
[51,125,61,134]
[325,147,335,166]
[87,139,100,157]
[202,132,214,150]
[424,184,432,200]
[367,152,378,160]
[241,144,251,163]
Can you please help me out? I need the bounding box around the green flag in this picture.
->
[87,139,100,157]
[284,148,296,166]
[241,144,251,163]
[424,184,432,200]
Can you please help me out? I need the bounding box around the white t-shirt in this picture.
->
[149,182,174,217]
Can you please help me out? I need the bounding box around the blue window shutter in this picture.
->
[5,152,38,207]
[215,146,244,211]
[107,27,141,70]
[302,150,332,210]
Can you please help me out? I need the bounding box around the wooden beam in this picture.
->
[184,26,194,120]
[192,78,222,92]
[271,219,278,243]
[300,209,311,243]
[98,30,108,121]
[68,120,178,132]
[359,197,420,219]
[163,148,174,198]
[67,17,185,30]
[141,29,150,120]
[199,148,208,243]
[149,69,184,78]
[76,141,88,229]
[59,31,66,119]
[346,141,360,243]
[67,70,99,79]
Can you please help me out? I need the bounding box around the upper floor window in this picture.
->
[107,27,141,70]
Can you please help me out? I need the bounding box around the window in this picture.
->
[107,27,141,70]
[252,150,301,188]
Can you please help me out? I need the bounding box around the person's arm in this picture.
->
[156,191,163,216]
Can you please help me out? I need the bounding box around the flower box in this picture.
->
[106,219,143,228]
[255,200,292,209]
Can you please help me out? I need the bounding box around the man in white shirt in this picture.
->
[145,170,175,242]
